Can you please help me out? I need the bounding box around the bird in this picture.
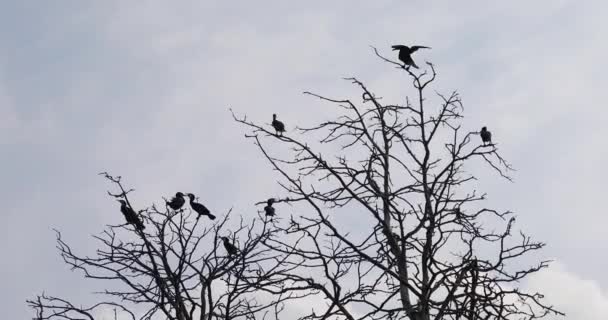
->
[264,198,276,218]
[187,193,216,220]
[391,45,430,69]
[118,200,145,231]
[166,192,186,211]
[271,114,286,136]
[221,236,238,256]
[480,126,492,146]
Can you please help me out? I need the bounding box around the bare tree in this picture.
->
[233,48,564,320]
[28,173,306,320]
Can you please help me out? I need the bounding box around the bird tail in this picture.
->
[197,212,216,220]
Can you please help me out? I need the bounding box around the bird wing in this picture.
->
[135,217,145,230]
[265,206,275,215]
[410,46,431,52]
[392,45,407,50]
[276,120,286,131]
[196,203,210,214]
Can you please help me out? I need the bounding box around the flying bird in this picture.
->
[271,114,286,136]
[391,45,430,69]
[264,198,276,218]
[187,193,216,220]
[118,200,145,231]
[480,127,492,146]
[221,236,238,256]
[166,192,186,211]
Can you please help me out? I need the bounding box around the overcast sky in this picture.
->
[1,1,607,319]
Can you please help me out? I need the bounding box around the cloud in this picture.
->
[3,1,608,319]
[526,262,608,320]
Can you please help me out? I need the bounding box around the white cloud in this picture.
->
[526,262,608,320]
[3,1,608,319]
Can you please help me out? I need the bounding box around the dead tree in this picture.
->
[234,48,564,320]
[28,173,306,320]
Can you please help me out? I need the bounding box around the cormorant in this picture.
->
[221,236,238,256]
[166,192,186,211]
[118,200,145,230]
[187,193,216,220]
[264,198,276,218]
[391,45,430,69]
[271,114,286,136]
[480,127,492,146]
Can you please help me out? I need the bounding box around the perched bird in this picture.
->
[118,200,145,230]
[391,45,430,69]
[221,236,238,256]
[166,192,186,211]
[187,193,216,220]
[271,114,286,136]
[264,198,276,218]
[480,126,492,146]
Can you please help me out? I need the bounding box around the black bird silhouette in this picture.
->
[221,236,238,256]
[480,126,492,146]
[187,193,216,220]
[118,200,145,230]
[166,192,186,210]
[271,114,286,136]
[391,45,430,69]
[264,198,276,218]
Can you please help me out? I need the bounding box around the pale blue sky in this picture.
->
[1,1,607,319]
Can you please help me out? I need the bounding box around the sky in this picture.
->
[1,1,607,319]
